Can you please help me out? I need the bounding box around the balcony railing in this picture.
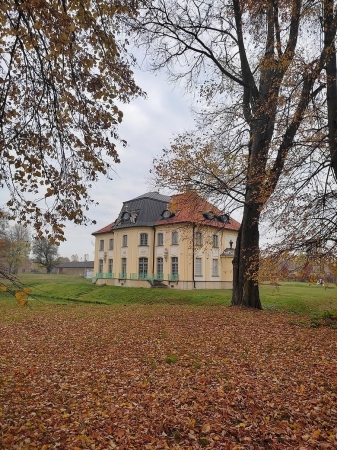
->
[118,272,127,279]
[130,273,154,283]
[168,273,179,281]
[104,272,113,279]
[154,273,164,281]
[96,272,113,279]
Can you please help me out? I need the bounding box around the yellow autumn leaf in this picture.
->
[1,285,7,291]
[15,291,28,307]
[188,418,196,429]
[312,429,321,439]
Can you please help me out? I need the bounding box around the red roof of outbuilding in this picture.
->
[155,192,240,230]
[92,222,115,235]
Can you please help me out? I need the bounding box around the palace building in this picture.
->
[92,191,240,289]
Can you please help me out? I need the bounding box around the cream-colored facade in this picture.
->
[93,192,240,290]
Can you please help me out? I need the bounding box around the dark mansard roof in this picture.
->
[112,192,172,229]
[92,191,240,234]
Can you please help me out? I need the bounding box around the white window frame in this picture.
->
[140,233,148,246]
[212,234,219,248]
[139,257,148,277]
[157,232,164,246]
[122,235,128,247]
[171,257,178,275]
[212,259,219,276]
[195,258,202,276]
[157,257,163,275]
[99,259,103,273]
[99,239,104,251]
[109,238,114,250]
[108,259,113,273]
[121,258,127,276]
[195,231,202,246]
[172,231,178,245]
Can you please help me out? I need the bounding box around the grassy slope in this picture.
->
[0,274,336,316]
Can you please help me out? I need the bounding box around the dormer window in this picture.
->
[202,211,215,220]
[130,211,138,223]
[202,211,229,223]
[162,209,175,219]
[218,213,230,224]
[122,211,130,221]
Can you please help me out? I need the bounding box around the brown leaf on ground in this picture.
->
[0,304,337,449]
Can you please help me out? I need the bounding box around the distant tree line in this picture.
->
[0,215,70,274]
[260,253,337,284]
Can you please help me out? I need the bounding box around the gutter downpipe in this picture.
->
[152,226,156,280]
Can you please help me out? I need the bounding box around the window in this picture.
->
[108,259,113,273]
[99,259,103,273]
[99,239,104,251]
[157,232,164,246]
[121,258,127,277]
[212,234,219,248]
[109,238,114,250]
[139,258,148,277]
[212,259,219,276]
[172,231,178,245]
[195,258,202,276]
[157,257,163,276]
[195,231,202,246]
[171,257,178,275]
[122,235,128,247]
[140,233,148,246]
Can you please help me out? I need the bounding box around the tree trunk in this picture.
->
[231,198,262,309]
[324,0,337,181]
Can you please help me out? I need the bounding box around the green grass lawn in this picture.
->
[1,273,336,317]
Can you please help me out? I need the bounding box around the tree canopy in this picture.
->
[0,0,143,242]
[32,238,59,273]
[0,222,31,274]
[135,0,337,308]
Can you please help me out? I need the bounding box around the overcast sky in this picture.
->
[0,62,246,260]
[0,59,245,261]
[56,66,197,260]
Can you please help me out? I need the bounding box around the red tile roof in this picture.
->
[155,192,240,230]
[92,222,115,235]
